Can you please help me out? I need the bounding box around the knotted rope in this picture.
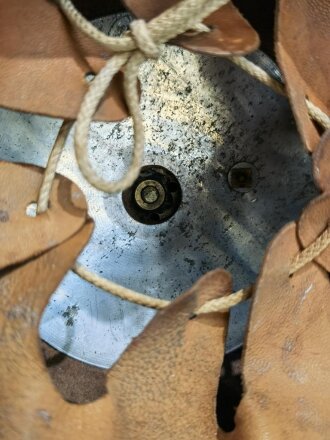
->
[57,0,230,194]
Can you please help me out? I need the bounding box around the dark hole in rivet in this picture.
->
[231,168,253,188]
[228,162,258,193]
[168,181,179,192]
[122,165,182,225]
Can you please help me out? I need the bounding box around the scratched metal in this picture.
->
[0,13,318,368]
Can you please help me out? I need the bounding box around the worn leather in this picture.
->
[124,0,259,56]
[0,0,128,121]
[108,269,231,439]
[225,223,330,439]
[0,221,114,440]
[298,194,330,273]
[313,130,330,192]
[0,161,87,270]
[1,243,232,439]
[276,0,330,152]
[0,161,231,438]
[0,0,259,120]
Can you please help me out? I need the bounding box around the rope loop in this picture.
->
[57,0,230,194]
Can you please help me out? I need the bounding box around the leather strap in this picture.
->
[0,160,231,438]
[0,161,87,269]
[276,0,330,152]
[226,223,330,439]
[108,269,231,439]
[1,239,231,439]
[0,0,128,121]
[124,0,259,56]
[0,221,117,440]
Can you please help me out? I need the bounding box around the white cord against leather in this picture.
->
[37,120,74,214]
[58,0,227,50]
[305,100,330,130]
[195,285,253,315]
[58,0,330,196]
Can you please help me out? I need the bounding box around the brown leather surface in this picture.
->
[1,0,258,120]
[0,222,117,440]
[298,194,330,273]
[0,160,116,439]
[313,130,330,192]
[124,0,259,56]
[0,0,128,121]
[276,0,330,152]
[226,223,330,439]
[108,269,231,439]
[1,257,231,438]
[0,161,87,270]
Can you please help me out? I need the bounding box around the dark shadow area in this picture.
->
[233,0,276,58]
[73,0,125,19]
[41,342,244,418]
[217,345,243,432]
[41,341,107,404]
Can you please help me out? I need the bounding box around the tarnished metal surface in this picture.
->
[0,13,317,367]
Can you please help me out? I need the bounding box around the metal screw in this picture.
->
[141,185,159,204]
[135,180,165,211]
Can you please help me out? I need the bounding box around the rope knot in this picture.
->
[129,19,160,59]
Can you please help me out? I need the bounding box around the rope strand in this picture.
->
[228,56,286,97]
[195,286,253,315]
[73,263,169,309]
[290,226,330,275]
[306,100,330,130]
[37,120,73,214]
[71,222,330,316]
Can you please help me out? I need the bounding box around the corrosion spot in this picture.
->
[62,304,80,327]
